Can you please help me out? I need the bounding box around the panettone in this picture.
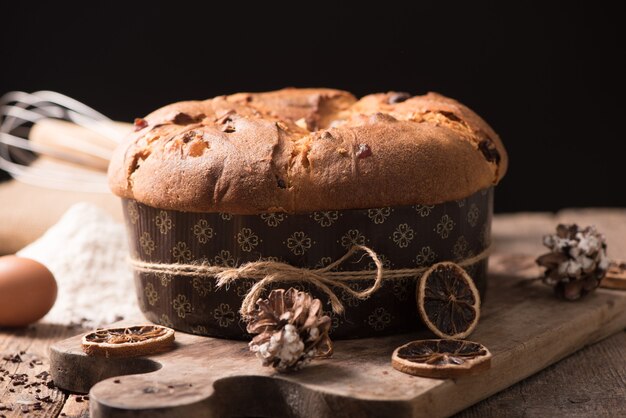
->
[108,88,507,339]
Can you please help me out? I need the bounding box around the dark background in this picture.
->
[1,1,624,213]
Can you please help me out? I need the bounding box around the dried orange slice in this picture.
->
[417,262,481,339]
[81,325,175,357]
[392,339,491,378]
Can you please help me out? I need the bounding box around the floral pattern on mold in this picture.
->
[415,246,437,266]
[172,294,192,318]
[127,201,140,224]
[467,204,480,228]
[193,219,214,244]
[414,205,434,217]
[237,228,260,252]
[340,229,366,249]
[286,231,313,255]
[367,307,392,331]
[434,214,455,239]
[213,303,236,328]
[155,210,173,234]
[311,211,340,227]
[391,223,415,248]
[367,207,392,224]
[214,250,236,267]
[139,232,155,256]
[192,277,212,297]
[144,283,158,306]
[260,213,286,227]
[172,241,193,263]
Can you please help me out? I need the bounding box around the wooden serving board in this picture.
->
[49,253,626,418]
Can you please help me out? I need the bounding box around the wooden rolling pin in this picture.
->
[28,118,131,172]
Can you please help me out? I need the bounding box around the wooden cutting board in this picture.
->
[49,253,626,418]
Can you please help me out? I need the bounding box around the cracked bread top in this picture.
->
[108,88,508,214]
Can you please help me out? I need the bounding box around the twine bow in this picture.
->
[130,244,491,318]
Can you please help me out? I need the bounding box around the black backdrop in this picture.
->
[1,1,624,212]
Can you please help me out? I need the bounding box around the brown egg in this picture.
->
[0,255,57,327]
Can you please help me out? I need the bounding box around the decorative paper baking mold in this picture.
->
[123,188,493,340]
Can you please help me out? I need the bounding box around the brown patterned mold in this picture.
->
[124,188,493,340]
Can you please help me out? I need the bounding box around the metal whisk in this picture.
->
[0,91,129,192]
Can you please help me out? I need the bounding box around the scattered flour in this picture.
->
[17,203,141,327]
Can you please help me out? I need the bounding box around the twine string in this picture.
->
[129,244,491,317]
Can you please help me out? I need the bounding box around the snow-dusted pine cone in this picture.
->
[247,288,333,371]
[536,224,610,300]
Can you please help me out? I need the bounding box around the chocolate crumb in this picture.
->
[387,92,411,104]
[35,371,50,380]
[478,139,501,164]
[10,373,28,386]
[36,394,53,403]
[2,353,23,363]
[356,144,372,159]
[134,118,148,131]
[114,379,121,384]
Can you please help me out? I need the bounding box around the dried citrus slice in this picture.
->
[392,339,491,378]
[81,325,175,357]
[417,261,481,339]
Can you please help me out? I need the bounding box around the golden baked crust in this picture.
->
[108,88,507,214]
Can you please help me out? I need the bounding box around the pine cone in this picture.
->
[247,287,333,371]
[536,224,610,300]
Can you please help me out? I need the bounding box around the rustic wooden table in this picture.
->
[1,208,625,418]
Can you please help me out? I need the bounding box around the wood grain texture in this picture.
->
[49,252,626,418]
[456,331,626,418]
[0,323,81,418]
[58,395,90,418]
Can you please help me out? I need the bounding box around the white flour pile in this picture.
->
[18,203,141,327]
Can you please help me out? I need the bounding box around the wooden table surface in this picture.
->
[1,208,625,418]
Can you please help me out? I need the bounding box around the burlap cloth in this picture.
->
[0,179,122,255]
